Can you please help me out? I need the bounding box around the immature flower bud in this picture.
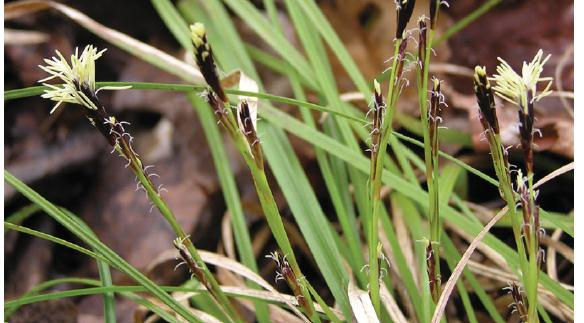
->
[430,0,449,30]
[418,18,427,77]
[429,77,444,156]
[174,237,210,289]
[516,172,532,244]
[425,240,439,300]
[190,23,227,102]
[504,282,528,322]
[237,99,263,167]
[429,0,438,29]
[394,38,409,84]
[518,97,535,174]
[396,0,416,39]
[370,79,385,154]
[473,66,500,134]
[266,251,309,313]
[237,100,258,145]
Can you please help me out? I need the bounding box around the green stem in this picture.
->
[526,170,539,323]
[418,26,441,303]
[485,132,534,321]
[368,38,402,316]
[217,101,319,321]
[117,144,242,323]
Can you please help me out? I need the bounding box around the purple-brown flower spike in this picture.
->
[473,66,500,134]
[190,23,227,102]
[396,0,416,39]
[370,79,385,154]
[266,251,311,315]
[237,99,263,167]
[429,77,444,155]
[504,282,528,322]
[173,237,210,290]
[430,0,449,30]
[395,38,409,85]
[418,18,427,78]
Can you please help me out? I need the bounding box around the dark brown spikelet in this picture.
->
[267,251,311,316]
[430,0,438,29]
[418,18,427,78]
[396,0,416,39]
[505,282,528,322]
[238,99,263,167]
[394,38,409,84]
[76,81,116,146]
[173,238,211,291]
[429,0,448,30]
[425,241,439,301]
[77,81,144,174]
[517,176,533,247]
[518,95,535,174]
[473,66,500,134]
[371,80,385,153]
[206,90,225,117]
[429,77,443,158]
[191,23,227,102]
[369,80,385,183]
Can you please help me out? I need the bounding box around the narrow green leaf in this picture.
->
[5,204,41,232]
[4,171,203,322]
[97,261,117,323]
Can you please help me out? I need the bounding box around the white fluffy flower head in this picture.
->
[39,45,129,114]
[491,49,553,110]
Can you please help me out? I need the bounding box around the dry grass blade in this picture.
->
[146,248,316,322]
[542,233,573,264]
[221,211,236,260]
[380,284,409,323]
[4,28,49,45]
[431,206,508,323]
[4,0,203,83]
[445,221,508,269]
[533,162,574,189]
[466,262,574,321]
[348,279,380,323]
[434,160,575,322]
[198,251,316,321]
[546,229,563,281]
[142,293,222,323]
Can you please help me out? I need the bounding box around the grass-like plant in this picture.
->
[37,45,243,323]
[4,0,573,322]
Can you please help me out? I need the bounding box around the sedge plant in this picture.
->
[189,22,322,321]
[414,0,449,304]
[37,45,243,323]
[474,50,552,322]
[366,0,414,315]
[4,1,573,322]
[491,50,552,323]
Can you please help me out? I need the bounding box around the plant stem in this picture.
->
[113,138,243,323]
[368,38,402,316]
[208,96,319,321]
[417,22,442,303]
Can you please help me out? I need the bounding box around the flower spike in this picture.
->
[473,66,500,134]
[395,0,416,39]
[491,49,553,109]
[190,23,227,102]
[38,45,129,114]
